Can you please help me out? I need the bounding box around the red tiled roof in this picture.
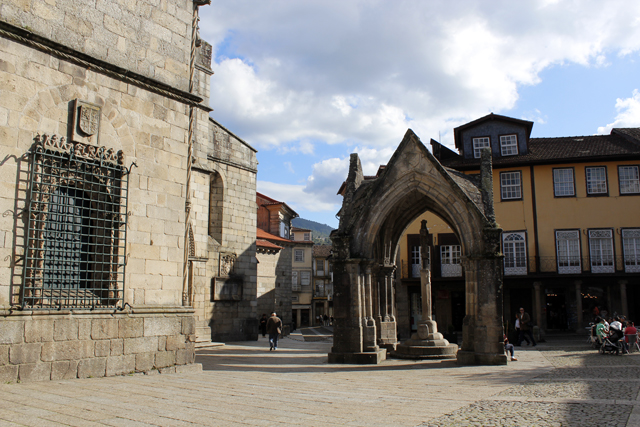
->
[257,228,291,243]
[256,239,282,250]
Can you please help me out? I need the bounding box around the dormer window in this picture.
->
[500,134,518,156]
[472,137,490,158]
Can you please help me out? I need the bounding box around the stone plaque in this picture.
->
[211,276,243,301]
[71,99,101,145]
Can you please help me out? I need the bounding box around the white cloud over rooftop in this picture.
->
[200,1,640,225]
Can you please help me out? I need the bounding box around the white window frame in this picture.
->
[410,245,421,278]
[440,245,462,277]
[503,232,527,276]
[500,171,522,200]
[280,221,290,239]
[586,166,607,195]
[472,137,490,159]
[316,279,324,297]
[553,168,575,197]
[619,166,640,195]
[291,271,300,291]
[589,229,614,273]
[294,249,304,262]
[500,134,518,156]
[300,271,311,286]
[622,229,640,273]
[556,230,581,274]
[304,232,311,241]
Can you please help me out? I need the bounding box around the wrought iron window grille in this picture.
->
[22,134,133,310]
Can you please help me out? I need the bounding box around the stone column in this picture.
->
[329,257,363,356]
[378,265,397,349]
[362,262,378,352]
[533,282,543,330]
[457,252,506,365]
[574,280,583,331]
[386,270,395,322]
[619,280,629,317]
[459,257,478,354]
[381,269,390,322]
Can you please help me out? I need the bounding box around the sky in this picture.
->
[199,1,640,229]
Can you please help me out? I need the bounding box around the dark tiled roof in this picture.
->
[453,113,534,150]
[440,131,640,169]
[614,128,640,142]
[313,245,332,258]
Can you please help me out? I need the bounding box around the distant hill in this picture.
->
[292,218,335,245]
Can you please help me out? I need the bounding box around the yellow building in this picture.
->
[395,114,640,338]
[290,227,314,327]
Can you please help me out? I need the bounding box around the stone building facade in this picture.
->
[256,193,296,332]
[0,0,257,381]
[190,119,258,343]
[256,228,292,334]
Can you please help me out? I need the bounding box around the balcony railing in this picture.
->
[400,256,640,279]
[314,287,333,298]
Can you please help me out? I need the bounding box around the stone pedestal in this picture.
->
[392,261,457,359]
[393,318,458,359]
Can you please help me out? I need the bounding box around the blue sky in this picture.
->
[199,1,640,229]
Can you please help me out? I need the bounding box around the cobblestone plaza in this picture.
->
[0,331,638,426]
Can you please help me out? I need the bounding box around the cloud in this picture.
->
[283,161,294,173]
[597,89,640,134]
[201,1,640,222]
[200,1,640,150]
[257,181,338,213]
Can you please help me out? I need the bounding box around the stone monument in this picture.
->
[393,220,458,359]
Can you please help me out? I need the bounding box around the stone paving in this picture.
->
[0,330,638,426]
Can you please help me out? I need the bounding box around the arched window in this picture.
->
[209,172,224,244]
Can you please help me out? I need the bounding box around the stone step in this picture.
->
[196,326,212,343]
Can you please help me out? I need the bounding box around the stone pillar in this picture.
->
[619,280,629,317]
[457,226,507,365]
[533,282,543,330]
[460,257,478,354]
[329,259,363,355]
[381,269,390,321]
[574,280,583,331]
[387,268,396,322]
[329,254,386,364]
[362,262,378,352]
[377,265,398,349]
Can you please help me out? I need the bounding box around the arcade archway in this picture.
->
[329,130,507,365]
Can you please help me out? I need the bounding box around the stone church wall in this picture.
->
[0,0,211,381]
[191,120,258,342]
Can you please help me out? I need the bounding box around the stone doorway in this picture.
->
[329,130,507,365]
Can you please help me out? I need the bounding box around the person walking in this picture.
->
[259,314,268,338]
[266,312,282,351]
[514,313,521,346]
[517,307,536,347]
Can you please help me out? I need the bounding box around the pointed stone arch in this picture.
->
[329,130,507,365]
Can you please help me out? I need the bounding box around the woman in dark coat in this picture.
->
[260,314,268,338]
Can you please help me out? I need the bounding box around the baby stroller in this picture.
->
[600,327,624,355]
